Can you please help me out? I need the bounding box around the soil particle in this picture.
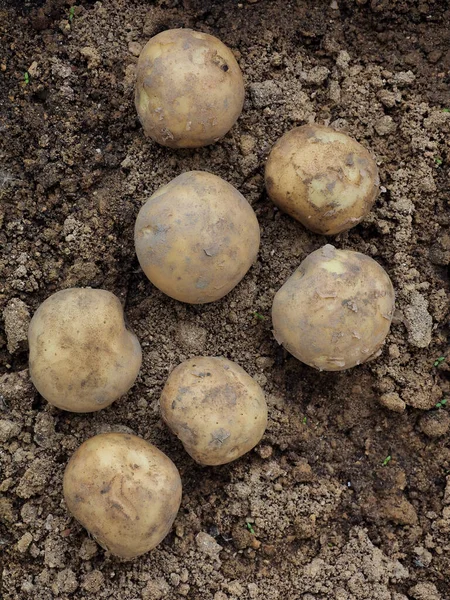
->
[413,546,432,568]
[79,537,98,560]
[2,298,30,354]
[15,532,33,554]
[15,458,54,499]
[380,495,418,526]
[419,410,450,438]
[408,582,442,600]
[404,291,433,348]
[0,418,21,443]
[377,89,401,108]
[300,65,330,85]
[33,411,58,448]
[378,391,406,413]
[292,461,314,482]
[293,515,316,539]
[374,115,397,136]
[399,373,442,410]
[82,570,105,593]
[429,234,450,266]
[297,528,409,597]
[0,497,16,524]
[55,568,78,594]
[231,524,256,549]
[176,322,208,353]
[249,80,283,109]
[128,41,142,57]
[44,534,69,569]
[196,531,223,556]
[444,476,450,505]
[142,578,171,600]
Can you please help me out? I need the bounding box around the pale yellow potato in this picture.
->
[28,288,142,412]
[135,28,245,148]
[272,244,395,371]
[134,171,260,304]
[160,357,268,466]
[265,125,379,235]
[63,433,182,559]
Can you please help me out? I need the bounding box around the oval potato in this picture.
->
[135,28,245,148]
[28,288,142,412]
[265,125,379,235]
[63,433,182,559]
[160,356,268,465]
[272,244,395,371]
[134,171,260,304]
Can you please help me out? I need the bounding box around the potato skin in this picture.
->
[265,125,379,235]
[134,171,260,304]
[63,433,182,559]
[160,357,268,466]
[135,28,245,148]
[28,288,142,412]
[272,245,395,371]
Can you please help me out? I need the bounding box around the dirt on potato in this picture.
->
[1,1,450,599]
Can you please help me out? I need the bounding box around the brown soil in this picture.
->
[1,0,450,598]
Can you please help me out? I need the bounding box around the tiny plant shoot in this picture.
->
[382,455,392,467]
[434,356,446,367]
[436,398,448,409]
[69,6,75,22]
[23,72,29,84]
[246,522,255,535]
[253,311,265,321]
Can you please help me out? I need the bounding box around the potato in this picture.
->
[63,433,182,559]
[272,244,395,371]
[160,356,267,465]
[134,171,260,304]
[135,28,245,148]
[28,288,142,412]
[265,125,379,235]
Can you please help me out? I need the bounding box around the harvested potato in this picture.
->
[265,124,379,235]
[272,244,395,371]
[160,356,267,465]
[63,433,182,559]
[134,171,260,304]
[135,28,245,148]
[28,288,142,412]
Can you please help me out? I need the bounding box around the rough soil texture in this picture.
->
[1,0,450,599]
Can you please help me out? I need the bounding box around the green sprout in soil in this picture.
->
[69,6,76,22]
[435,157,443,166]
[253,311,265,321]
[435,398,448,409]
[382,455,391,467]
[443,108,450,113]
[302,416,307,425]
[23,72,29,84]
[434,356,446,367]
[246,522,255,535]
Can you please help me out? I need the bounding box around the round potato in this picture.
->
[134,171,260,304]
[265,124,379,235]
[272,244,395,371]
[28,288,142,412]
[160,356,268,465]
[135,28,245,148]
[63,433,182,559]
